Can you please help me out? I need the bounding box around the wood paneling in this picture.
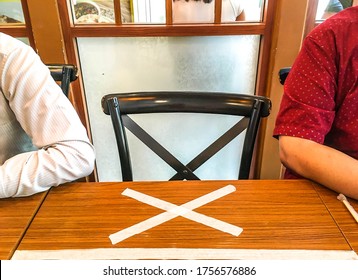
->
[26,0,66,63]
[260,0,309,179]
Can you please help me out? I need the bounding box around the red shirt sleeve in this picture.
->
[273,24,338,144]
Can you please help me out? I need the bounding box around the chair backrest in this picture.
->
[279,67,291,85]
[101,91,271,181]
[47,64,78,97]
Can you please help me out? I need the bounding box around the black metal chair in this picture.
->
[279,67,291,85]
[47,64,78,97]
[102,91,271,181]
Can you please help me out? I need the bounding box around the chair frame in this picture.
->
[47,64,78,97]
[102,91,271,181]
[279,67,291,85]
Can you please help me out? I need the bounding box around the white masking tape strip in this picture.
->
[122,186,242,235]
[12,248,358,260]
[109,210,180,244]
[109,185,242,244]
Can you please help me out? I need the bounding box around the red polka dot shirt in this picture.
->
[273,6,358,179]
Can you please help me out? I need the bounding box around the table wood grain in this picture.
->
[0,192,47,259]
[15,180,354,257]
[314,185,358,252]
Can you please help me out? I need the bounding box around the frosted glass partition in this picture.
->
[77,35,260,181]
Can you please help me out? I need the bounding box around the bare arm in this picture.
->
[235,10,245,21]
[278,136,358,200]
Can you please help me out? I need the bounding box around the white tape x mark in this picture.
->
[109,185,243,245]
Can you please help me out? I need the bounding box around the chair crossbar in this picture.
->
[170,117,249,180]
[123,115,200,180]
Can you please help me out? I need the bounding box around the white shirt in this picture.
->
[0,32,95,198]
[173,0,243,23]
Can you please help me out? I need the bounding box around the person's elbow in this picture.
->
[76,142,96,177]
[278,135,320,179]
[278,135,296,169]
[277,135,313,175]
[65,141,96,179]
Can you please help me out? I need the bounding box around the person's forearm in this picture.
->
[279,136,358,200]
[0,141,94,198]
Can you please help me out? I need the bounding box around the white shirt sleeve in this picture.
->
[222,0,244,22]
[0,38,95,198]
[231,0,244,17]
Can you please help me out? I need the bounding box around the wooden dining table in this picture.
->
[0,191,47,260]
[5,179,358,260]
[314,186,358,253]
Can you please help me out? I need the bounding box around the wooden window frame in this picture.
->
[58,0,277,97]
